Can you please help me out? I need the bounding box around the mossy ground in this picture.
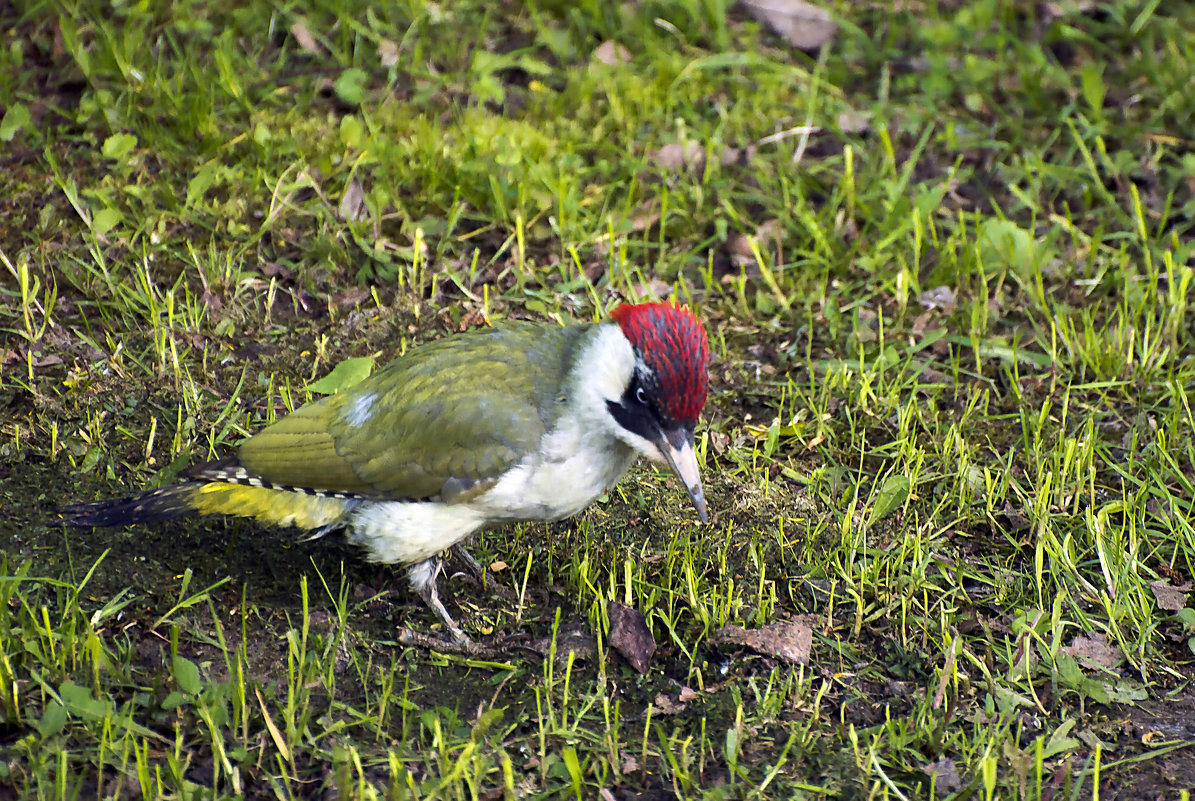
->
[3,0,1195,798]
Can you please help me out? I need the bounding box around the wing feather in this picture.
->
[228,322,588,501]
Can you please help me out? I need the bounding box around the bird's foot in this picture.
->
[449,543,485,581]
[397,626,538,659]
[448,544,518,602]
[396,626,510,658]
[405,557,486,655]
[404,556,523,657]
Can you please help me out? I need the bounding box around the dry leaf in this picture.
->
[650,142,705,172]
[651,693,683,714]
[721,144,758,166]
[918,364,949,384]
[631,278,672,300]
[583,260,606,283]
[628,210,660,233]
[740,0,837,50]
[678,686,698,703]
[527,626,597,664]
[609,601,656,674]
[910,310,936,337]
[922,757,963,797]
[379,39,399,67]
[339,178,366,222]
[33,354,64,367]
[489,560,508,572]
[1150,580,1190,611]
[1044,1,1097,19]
[291,21,321,54]
[592,40,631,66]
[331,287,370,309]
[1060,633,1121,669]
[919,286,958,313]
[727,219,783,269]
[837,109,871,134]
[261,262,296,280]
[201,288,224,311]
[713,621,812,664]
[756,217,783,243]
[727,233,756,267]
[453,310,483,331]
[592,209,660,259]
[999,502,1031,533]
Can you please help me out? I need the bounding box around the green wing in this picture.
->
[217,322,590,501]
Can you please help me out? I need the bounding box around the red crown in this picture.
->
[611,302,710,424]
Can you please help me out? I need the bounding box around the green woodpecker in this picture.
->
[62,302,710,645]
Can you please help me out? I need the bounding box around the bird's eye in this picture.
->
[635,386,648,405]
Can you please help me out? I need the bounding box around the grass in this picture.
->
[3,0,1195,797]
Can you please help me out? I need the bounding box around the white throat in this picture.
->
[569,322,636,433]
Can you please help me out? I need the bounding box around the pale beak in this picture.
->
[653,425,708,523]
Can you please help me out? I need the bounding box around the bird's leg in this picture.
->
[404,557,475,650]
[398,558,521,658]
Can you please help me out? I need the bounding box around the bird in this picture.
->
[60,301,711,648]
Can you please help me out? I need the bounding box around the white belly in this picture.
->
[347,501,486,565]
[345,425,637,566]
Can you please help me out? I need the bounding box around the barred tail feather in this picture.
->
[60,482,354,532]
[58,483,204,527]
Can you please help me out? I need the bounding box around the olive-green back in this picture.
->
[233,321,594,500]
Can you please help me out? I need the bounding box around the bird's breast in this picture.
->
[475,423,637,523]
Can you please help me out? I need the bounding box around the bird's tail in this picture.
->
[58,481,353,531]
[57,483,205,527]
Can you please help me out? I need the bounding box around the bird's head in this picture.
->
[604,301,711,522]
